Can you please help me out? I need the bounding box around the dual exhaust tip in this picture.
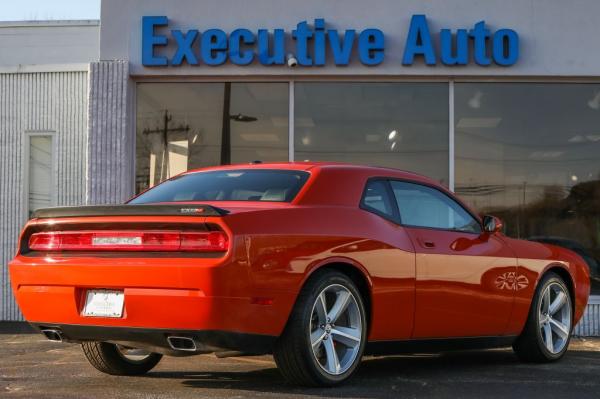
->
[166,336,197,352]
[41,329,63,342]
[41,329,198,353]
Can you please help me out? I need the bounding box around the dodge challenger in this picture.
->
[9,163,590,386]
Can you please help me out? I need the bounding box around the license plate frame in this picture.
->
[82,290,124,318]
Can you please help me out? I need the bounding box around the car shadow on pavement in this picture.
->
[145,348,600,398]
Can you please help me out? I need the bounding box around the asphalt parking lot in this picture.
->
[2,332,600,399]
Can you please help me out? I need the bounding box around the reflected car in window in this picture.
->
[9,163,590,386]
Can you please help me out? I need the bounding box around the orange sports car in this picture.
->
[9,163,590,386]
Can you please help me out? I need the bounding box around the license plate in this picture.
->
[82,290,124,318]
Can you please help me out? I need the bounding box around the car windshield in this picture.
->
[129,169,310,204]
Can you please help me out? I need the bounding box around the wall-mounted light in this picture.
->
[286,53,298,68]
[388,130,397,140]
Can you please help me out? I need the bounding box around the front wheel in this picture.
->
[513,272,573,362]
[274,270,367,386]
[82,342,162,375]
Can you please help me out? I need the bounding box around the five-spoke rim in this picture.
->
[309,284,362,376]
[115,345,152,363]
[538,282,571,354]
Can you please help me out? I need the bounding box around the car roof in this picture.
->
[184,162,440,185]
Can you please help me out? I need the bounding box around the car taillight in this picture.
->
[28,231,229,252]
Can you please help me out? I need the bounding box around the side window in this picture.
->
[390,181,481,233]
[361,180,395,219]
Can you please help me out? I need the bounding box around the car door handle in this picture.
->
[422,240,436,248]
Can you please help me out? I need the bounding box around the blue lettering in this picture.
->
[201,29,228,66]
[171,29,199,65]
[314,19,326,66]
[292,21,313,66]
[229,29,255,65]
[140,15,518,68]
[403,15,436,65]
[440,29,468,65]
[142,16,168,66]
[493,29,519,66]
[358,29,384,66]
[328,30,355,65]
[257,29,285,65]
[469,21,491,66]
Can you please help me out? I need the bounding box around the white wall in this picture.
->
[101,0,600,77]
[0,21,99,67]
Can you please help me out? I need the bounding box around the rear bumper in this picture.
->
[30,323,276,355]
[13,285,283,331]
[9,254,297,338]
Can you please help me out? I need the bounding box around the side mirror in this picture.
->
[483,215,504,233]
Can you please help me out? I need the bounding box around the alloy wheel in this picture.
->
[309,284,363,375]
[538,282,572,354]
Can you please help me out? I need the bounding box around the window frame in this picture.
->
[22,131,58,222]
[360,176,483,234]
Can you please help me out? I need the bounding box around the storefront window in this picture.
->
[136,82,289,193]
[294,83,449,185]
[455,83,600,293]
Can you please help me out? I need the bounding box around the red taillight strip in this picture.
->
[28,231,229,252]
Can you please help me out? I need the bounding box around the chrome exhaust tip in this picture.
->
[41,329,63,342]
[166,336,197,352]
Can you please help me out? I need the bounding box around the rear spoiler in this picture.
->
[31,204,229,219]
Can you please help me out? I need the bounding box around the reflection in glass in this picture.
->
[455,83,600,292]
[129,170,309,204]
[136,82,288,193]
[28,135,53,218]
[390,181,480,233]
[294,83,449,185]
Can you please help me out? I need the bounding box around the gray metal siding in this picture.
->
[0,70,88,321]
[574,297,600,337]
[87,60,134,204]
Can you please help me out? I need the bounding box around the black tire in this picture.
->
[273,270,367,386]
[81,342,162,376]
[513,272,573,362]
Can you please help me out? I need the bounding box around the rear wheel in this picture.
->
[274,270,367,386]
[513,272,573,362]
[82,342,162,375]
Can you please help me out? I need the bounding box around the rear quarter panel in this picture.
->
[220,205,417,340]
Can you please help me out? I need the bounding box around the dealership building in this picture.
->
[1,0,600,334]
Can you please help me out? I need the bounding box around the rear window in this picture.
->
[129,169,310,204]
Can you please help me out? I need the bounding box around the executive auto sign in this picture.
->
[142,15,519,67]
